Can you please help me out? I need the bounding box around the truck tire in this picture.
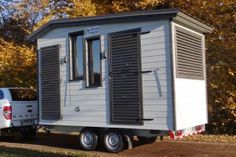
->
[21,126,37,139]
[103,129,124,153]
[137,136,157,144]
[79,128,98,151]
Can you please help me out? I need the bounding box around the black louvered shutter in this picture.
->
[40,45,61,120]
[175,26,204,80]
[109,29,143,125]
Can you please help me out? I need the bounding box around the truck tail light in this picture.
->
[195,125,202,131]
[176,130,182,136]
[169,125,205,140]
[3,106,12,120]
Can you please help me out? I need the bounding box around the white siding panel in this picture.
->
[142,31,167,39]
[142,49,168,57]
[142,55,169,63]
[62,116,106,122]
[141,21,173,130]
[143,79,168,86]
[38,20,174,130]
[144,105,168,111]
[172,23,207,130]
[142,72,168,80]
[63,103,107,108]
[143,99,168,105]
[63,110,106,117]
[142,62,170,71]
[174,78,207,130]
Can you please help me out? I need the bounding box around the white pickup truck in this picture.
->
[0,88,38,138]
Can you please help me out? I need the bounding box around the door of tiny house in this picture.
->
[109,29,143,125]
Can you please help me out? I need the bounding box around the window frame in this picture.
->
[85,36,102,87]
[0,90,4,100]
[69,31,85,81]
[9,88,37,102]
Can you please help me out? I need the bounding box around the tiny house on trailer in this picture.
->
[29,9,213,152]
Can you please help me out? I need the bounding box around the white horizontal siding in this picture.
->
[38,19,173,131]
[172,23,207,130]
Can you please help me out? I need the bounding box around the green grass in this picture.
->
[0,146,93,157]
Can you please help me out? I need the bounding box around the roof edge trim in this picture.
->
[28,9,179,41]
[28,8,213,41]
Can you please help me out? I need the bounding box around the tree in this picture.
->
[0,38,36,88]
[165,0,236,134]
[0,0,38,87]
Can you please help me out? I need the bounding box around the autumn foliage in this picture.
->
[0,38,36,87]
[0,0,235,134]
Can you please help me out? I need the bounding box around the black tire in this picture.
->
[21,126,37,139]
[0,130,2,140]
[103,129,124,153]
[137,136,157,144]
[79,128,98,151]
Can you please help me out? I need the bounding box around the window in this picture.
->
[0,90,4,100]
[9,89,37,101]
[70,32,84,80]
[87,38,101,87]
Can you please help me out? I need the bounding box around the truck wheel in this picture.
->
[103,129,124,153]
[137,136,157,144]
[79,128,98,151]
[21,126,37,139]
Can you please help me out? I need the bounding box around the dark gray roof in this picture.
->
[28,8,213,41]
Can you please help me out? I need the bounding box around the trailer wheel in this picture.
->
[137,136,157,144]
[103,130,124,153]
[79,128,98,151]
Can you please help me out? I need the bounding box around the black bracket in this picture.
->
[141,70,152,74]
[140,118,154,121]
[101,51,107,59]
[140,31,151,35]
[141,68,159,74]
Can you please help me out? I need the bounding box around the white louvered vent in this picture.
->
[175,26,204,80]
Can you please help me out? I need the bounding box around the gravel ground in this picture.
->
[0,133,235,157]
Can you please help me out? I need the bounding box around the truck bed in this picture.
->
[11,101,38,127]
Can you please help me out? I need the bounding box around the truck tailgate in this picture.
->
[11,101,38,121]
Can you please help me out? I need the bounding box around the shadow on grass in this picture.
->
[0,132,154,153]
[0,146,71,157]
[0,133,80,150]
